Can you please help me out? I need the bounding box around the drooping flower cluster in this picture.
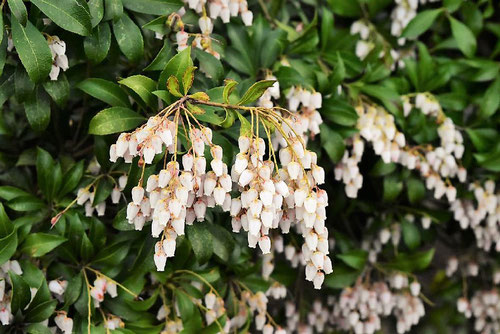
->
[90,276,118,306]
[47,36,69,81]
[457,290,500,333]
[183,0,253,26]
[350,20,374,60]
[334,135,364,198]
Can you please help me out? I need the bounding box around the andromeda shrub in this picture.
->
[0,0,499,333]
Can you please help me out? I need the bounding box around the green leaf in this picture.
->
[449,16,476,57]
[78,78,130,107]
[24,87,51,131]
[25,299,57,323]
[119,75,157,108]
[36,147,61,201]
[174,289,194,321]
[466,128,498,152]
[92,177,113,205]
[88,0,104,27]
[0,202,14,237]
[43,73,70,107]
[186,224,213,265]
[80,233,95,261]
[167,75,182,97]
[10,16,53,83]
[9,271,31,313]
[21,233,67,257]
[182,66,196,95]
[92,241,130,265]
[336,249,367,270]
[112,13,144,63]
[15,67,35,101]
[223,79,238,104]
[327,0,361,17]
[84,22,112,64]
[144,39,172,71]
[89,107,145,135]
[321,7,334,51]
[26,323,53,334]
[193,48,223,83]
[480,77,500,117]
[113,208,134,231]
[64,273,83,307]
[126,290,158,311]
[121,0,182,15]
[406,178,425,204]
[207,223,235,262]
[320,124,345,163]
[59,160,84,197]
[7,0,27,26]
[0,186,31,201]
[386,248,435,272]
[7,195,46,211]
[237,80,275,105]
[324,263,360,289]
[30,0,92,36]
[0,229,17,266]
[159,46,193,90]
[402,9,443,38]
[383,175,403,201]
[321,97,358,126]
[103,0,123,21]
[402,219,421,250]
[370,160,397,176]
[235,111,251,137]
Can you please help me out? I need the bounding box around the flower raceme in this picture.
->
[108,79,331,289]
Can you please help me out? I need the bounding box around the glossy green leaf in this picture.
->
[186,224,213,265]
[30,0,92,36]
[237,80,275,105]
[121,0,182,15]
[449,16,476,57]
[84,22,112,64]
[10,16,52,83]
[89,107,145,135]
[119,75,157,107]
[78,78,130,107]
[21,233,67,257]
[112,13,144,63]
[402,9,443,38]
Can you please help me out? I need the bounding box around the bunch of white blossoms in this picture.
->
[457,289,500,333]
[284,86,323,139]
[451,180,500,252]
[89,276,118,306]
[47,36,69,81]
[350,20,374,60]
[76,174,127,218]
[183,0,253,26]
[236,290,286,334]
[111,114,232,271]
[328,276,424,334]
[334,135,364,198]
[229,131,331,289]
[355,102,465,202]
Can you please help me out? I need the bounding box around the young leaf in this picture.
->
[159,46,193,91]
[480,77,500,117]
[30,0,92,36]
[223,79,238,104]
[237,80,275,105]
[167,75,183,97]
[182,66,196,95]
[10,17,52,83]
[449,16,476,57]
[112,13,144,63]
[89,107,145,135]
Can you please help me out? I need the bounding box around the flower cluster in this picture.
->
[350,20,374,60]
[47,36,69,81]
[457,290,500,333]
[334,135,364,198]
[183,0,253,26]
[89,276,118,306]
